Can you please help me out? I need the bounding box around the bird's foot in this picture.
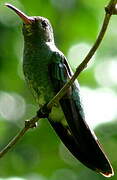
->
[37,104,51,118]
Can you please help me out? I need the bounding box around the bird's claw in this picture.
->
[37,104,51,118]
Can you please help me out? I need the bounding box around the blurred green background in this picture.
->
[0,0,117,179]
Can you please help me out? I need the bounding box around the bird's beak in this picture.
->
[5,3,34,24]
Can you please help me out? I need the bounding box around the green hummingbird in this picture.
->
[6,3,114,177]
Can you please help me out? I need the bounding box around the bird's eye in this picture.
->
[41,20,48,28]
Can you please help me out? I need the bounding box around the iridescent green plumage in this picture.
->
[6,4,114,177]
[23,18,113,176]
[23,18,55,106]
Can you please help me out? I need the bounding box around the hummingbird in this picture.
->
[6,3,114,177]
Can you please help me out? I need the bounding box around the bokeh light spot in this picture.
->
[50,168,78,180]
[6,177,26,180]
[26,174,47,180]
[67,43,96,70]
[0,92,26,121]
[81,87,117,128]
[95,59,117,87]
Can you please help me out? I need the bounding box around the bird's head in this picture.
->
[6,3,54,43]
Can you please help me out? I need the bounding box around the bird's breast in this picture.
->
[23,45,55,106]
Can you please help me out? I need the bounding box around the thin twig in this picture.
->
[0,115,39,158]
[0,0,116,158]
[106,0,117,14]
[47,12,111,109]
[0,127,28,158]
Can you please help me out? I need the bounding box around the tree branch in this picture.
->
[47,12,111,109]
[0,0,116,158]
[0,115,39,158]
[0,127,28,158]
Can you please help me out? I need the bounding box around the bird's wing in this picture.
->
[48,51,113,177]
